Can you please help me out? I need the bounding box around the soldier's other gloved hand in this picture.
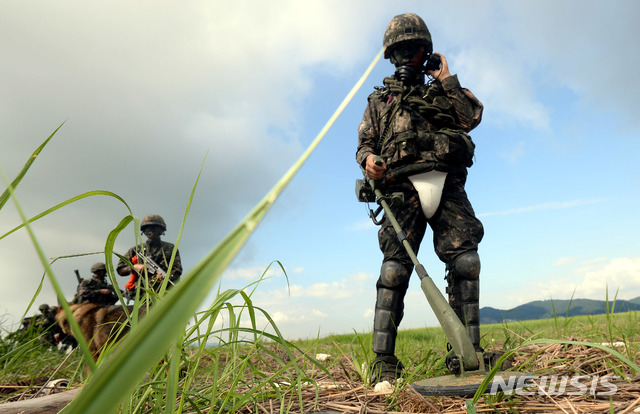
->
[365,154,386,180]
[426,52,452,82]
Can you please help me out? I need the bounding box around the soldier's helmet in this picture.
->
[90,262,107,274]
[383,13,433,59]
[39,304,50,312]
[141,214,167,231]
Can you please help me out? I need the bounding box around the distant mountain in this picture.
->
[480,297,640,324]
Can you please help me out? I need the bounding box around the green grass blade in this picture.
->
[0,190,132,241]
[465,399,477,414]
[0,122,64,210]
[16,252,102,332]
[0,166,99,372]
[63,49,382,414]
[103,215,135,308]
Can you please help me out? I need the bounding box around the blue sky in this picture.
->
[1,1,639,341]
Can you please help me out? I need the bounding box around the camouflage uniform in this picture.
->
[356,13,485,380]
[73,277,118,305]
[38,304,60,348]
[356,75,484,268]
[117,239,182,293]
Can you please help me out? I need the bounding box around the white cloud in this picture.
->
[575,258,640,298]
[505,257,640,307]
[219,270,381,338]
[479,198,604,217]
[348,218,378,232]
[353,272,375,283]
[579,257,609,267]
[289,282,353,299]
[553,256,578,267]
[223,263,296,281]
[248,271,374,305]
[454,49,551,130]
[311,309,327,318]
[271,311,291,324]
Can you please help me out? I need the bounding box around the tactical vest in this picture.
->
[373,77,475,174]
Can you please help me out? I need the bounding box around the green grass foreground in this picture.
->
[2,308,639,413]
[304,309,640,379]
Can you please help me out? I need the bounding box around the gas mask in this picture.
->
[389,41,441,85]
[142,225,164,243]
[389,41,428,84]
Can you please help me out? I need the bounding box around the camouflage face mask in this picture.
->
[389,41,426,67]
[142,225,164,240]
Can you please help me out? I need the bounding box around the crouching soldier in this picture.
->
[73,262,119,305]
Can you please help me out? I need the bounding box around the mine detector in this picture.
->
[357,156,527,396]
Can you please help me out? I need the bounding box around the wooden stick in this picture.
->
[0,388,81,414]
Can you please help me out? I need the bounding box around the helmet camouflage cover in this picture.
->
[383,13,433,58]
[141,214,167,231]
[90,262,107,274]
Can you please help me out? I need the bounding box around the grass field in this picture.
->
[2,110,638,412]
[2,305,639,413]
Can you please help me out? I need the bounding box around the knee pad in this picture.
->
[378,260,411,289]
[446,251,480,304]
[451,251,481,281]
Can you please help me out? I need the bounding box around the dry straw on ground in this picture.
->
[233,341,640,414]
[1,342,639,413]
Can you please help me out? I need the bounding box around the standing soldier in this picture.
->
[117,214,182,297]
[356,13,484,382]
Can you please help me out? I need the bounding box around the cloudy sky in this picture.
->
[1,1,639,341]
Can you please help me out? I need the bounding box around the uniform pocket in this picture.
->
[433,130,475,167]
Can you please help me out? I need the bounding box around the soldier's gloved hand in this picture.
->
[426,52,452,82]
[365,154,386,180]
[125,279,136,291]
